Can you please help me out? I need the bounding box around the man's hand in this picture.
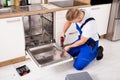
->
[64,45,71,51]
[61,32,66,39]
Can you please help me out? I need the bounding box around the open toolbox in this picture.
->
[16,65,30,76]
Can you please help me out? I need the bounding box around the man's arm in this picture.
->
[61,21,72,37]
[70,36,88,47]
[64,36,88,51]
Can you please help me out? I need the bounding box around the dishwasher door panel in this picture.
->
[26,43,73,68]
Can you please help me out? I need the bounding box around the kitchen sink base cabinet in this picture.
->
[0,17,25,64]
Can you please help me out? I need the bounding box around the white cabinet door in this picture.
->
[54,10,79,46]
[0,17,25,62]
[90,4,111,35]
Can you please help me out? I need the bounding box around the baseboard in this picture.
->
[0,56,26,67]
[100,34,105,39]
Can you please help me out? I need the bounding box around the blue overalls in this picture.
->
[67,18,99,70]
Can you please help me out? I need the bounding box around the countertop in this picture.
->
[0,3,90,19]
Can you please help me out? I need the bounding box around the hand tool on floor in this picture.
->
[60,36,65,47]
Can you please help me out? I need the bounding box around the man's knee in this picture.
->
[74,64,85,70]
[73,59,90,70]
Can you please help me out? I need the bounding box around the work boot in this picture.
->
[96,46,104,60]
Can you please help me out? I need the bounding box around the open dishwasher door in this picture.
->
[26,43,73,67]
[23,11,72,68]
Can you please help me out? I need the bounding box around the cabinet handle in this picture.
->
[6,19,21,23]
[91,7,100,10]
[69,31,78,35]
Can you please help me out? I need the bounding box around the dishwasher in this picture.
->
[22,5,72,67]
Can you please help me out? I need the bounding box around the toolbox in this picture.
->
[16,65,30,76]
[65,72,93,80]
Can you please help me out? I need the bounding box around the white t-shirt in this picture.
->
[77,9,99,41]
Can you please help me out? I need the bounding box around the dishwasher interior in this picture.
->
[23,13,54,48]
[23,12,72,67]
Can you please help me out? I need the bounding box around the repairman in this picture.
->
[61,8,103,70]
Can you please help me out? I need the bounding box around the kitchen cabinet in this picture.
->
[0,17,25,62]
[54,4,111,46]
[89,4,111,35]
